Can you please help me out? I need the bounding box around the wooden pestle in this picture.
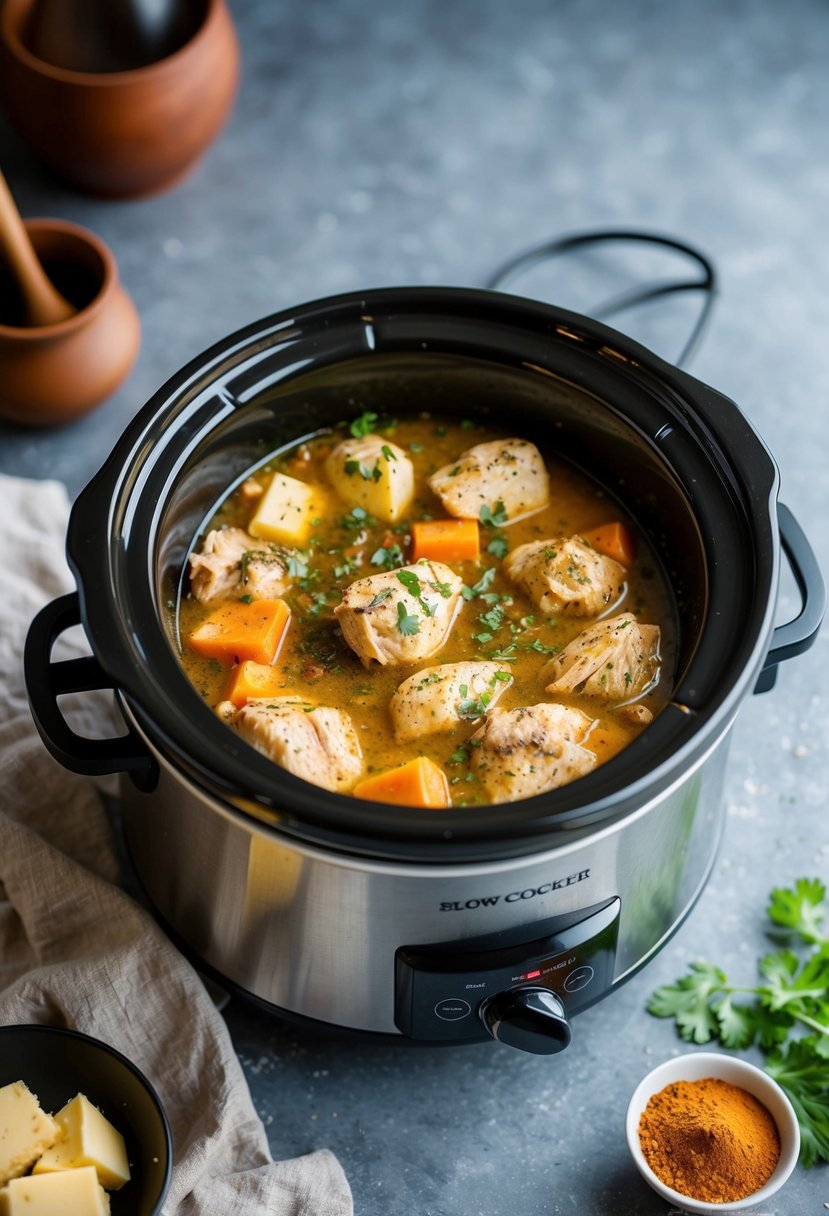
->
[0,168,75,327]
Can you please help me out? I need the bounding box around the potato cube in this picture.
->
[325,435,414,523]
[248,472,324,545]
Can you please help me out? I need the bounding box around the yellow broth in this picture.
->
[177,413,675,806]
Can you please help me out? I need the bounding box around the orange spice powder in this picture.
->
[638,1077,781,1203]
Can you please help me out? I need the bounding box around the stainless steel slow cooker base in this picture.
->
[120,703,731,1040]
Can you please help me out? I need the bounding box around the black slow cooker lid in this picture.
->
[67,288,779,862]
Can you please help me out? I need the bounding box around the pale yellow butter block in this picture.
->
[0,1081,60,1185]
[33,1093,130,1190]
[248,471,324,545]
[1,1165,109,1214]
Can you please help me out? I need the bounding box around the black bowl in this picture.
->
[0,1024,172,1216]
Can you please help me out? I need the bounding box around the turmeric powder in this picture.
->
[638,1077,780,1203]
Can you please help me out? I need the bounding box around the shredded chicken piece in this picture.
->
[428,438,549,523]
[503,535,625,617]
[188,526,294,606]
[543,613,661,700]
[468,703,596,803]
[217,696,362,792]
[389,661,513,742]
[334,562,463,667]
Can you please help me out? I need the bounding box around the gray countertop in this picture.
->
[1,1,827,1212]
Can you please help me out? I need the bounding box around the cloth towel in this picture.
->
[0,474,353,1216]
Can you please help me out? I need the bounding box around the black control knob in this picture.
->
[479,986,572,1055]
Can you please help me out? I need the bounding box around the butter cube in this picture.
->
[325,435,414,523]
[33,1093,129,1190]
[248,472,324,545]
[0,1165,109,1215]
[0,1081,60,1186]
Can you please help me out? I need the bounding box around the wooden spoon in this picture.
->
[0,168,75,327]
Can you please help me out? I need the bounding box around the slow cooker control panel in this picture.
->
[395,898,620,1047]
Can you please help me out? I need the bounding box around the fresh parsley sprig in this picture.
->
[647,877,829,1166]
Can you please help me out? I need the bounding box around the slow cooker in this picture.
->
[25,288,824,1054]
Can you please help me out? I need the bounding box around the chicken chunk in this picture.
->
[428,439,549,524]
[469,703,597,803]
[543,613,661,701]
[334,561,463,667]
[503,535,625,617]
[389,661,513,743]
[325,434,415,523]
[188,526,295,606]
[216,695,363,793]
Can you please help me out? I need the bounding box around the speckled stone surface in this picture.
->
[1,1,827,1212]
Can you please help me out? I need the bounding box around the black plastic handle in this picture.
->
[755,503,826,693]
[24,591,157,786]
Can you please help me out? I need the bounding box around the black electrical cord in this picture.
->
[484,228,718,369]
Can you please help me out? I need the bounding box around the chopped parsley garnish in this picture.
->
[340,505,377,532]
[461,567,496,600]
[458,691,492,719]
[396,569,434,616]
[479,500,508,528]
[349,410,378,438]
[333,556,359,579]
[396,601,420,635]
[487,535,509,559]
[308,591,331,616]
[523,638,558,654]
[409,441,424,453]
[427,575,454,598]
[478,604,505,632]
[344,458,372,480]
[450,746,469,763]
[489,643,518,662]
[418,672,444,686]
[285,553,309,578]
[381,444,397,461]
[370,544,405,570]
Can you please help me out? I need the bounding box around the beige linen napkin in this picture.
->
[0,473,353,1216]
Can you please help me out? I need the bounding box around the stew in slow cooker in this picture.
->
[176,412,673,807]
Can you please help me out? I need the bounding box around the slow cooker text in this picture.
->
[439,869,590,911]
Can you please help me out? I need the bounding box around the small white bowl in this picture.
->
[625,1052,800,1214]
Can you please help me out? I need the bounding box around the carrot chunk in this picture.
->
[583,521,637,567]
[353,756,450,808]
[411,518,480,563]
[188,598,290,665]
[223,661,295,707]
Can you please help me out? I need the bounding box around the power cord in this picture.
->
[484,228,718,370]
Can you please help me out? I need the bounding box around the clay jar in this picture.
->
[0,220,140,426]
[0,0,240,198]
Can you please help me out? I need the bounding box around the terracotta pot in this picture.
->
[0,219,140,426]
[0,0,240,199]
